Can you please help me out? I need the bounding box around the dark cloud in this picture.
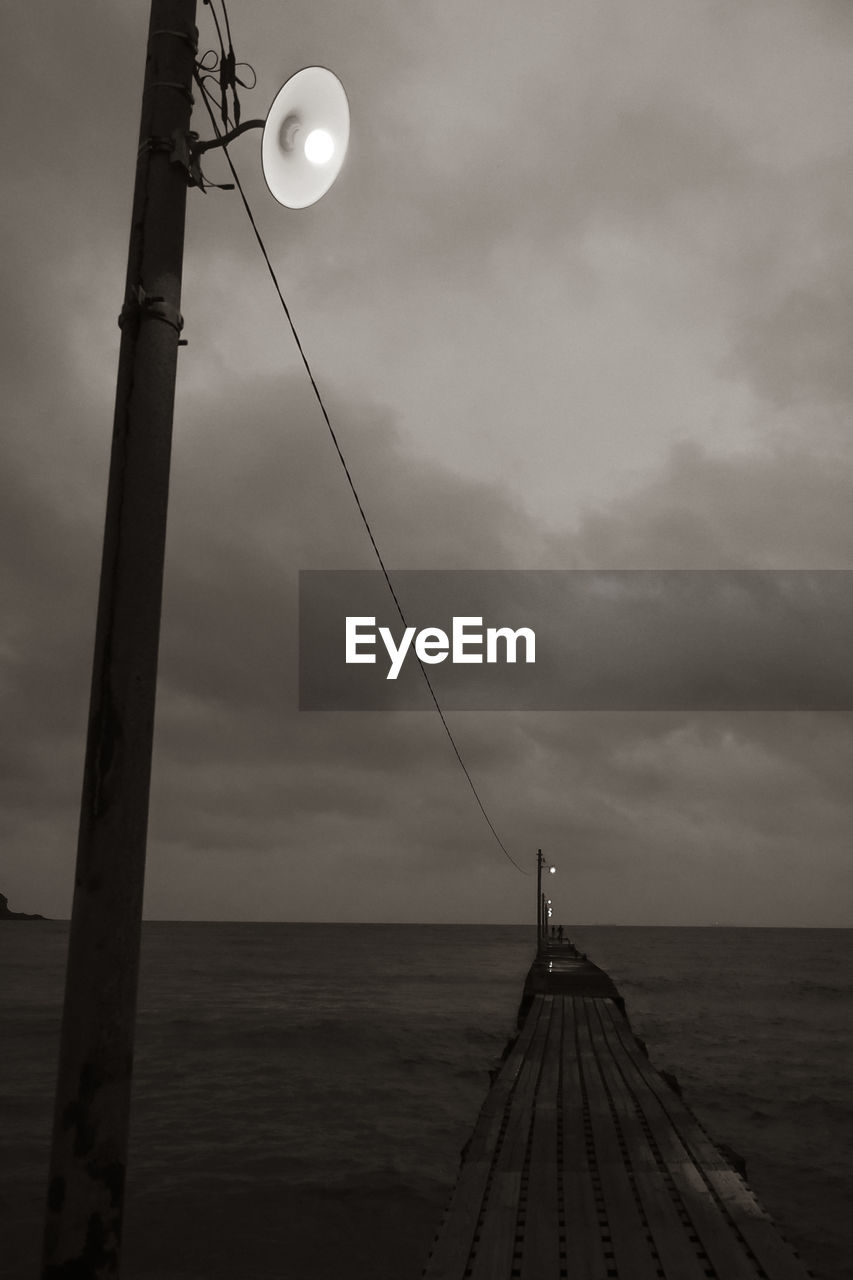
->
[571,440,853,568]
[3,0,852,924]
[737,259,853,410]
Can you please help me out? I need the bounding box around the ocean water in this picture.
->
[1,923,851,1280]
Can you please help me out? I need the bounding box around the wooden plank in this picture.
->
[595,1002,763,1280]
[467,1172,523,1280]
[423,1160,492,1280]
[425,957,814,1280]
[599,1003,740,1169]
[562,1169,611,1280]
[467,1004,550,1280]
[702,1169,812,1280]
[465,996,546,1162]
[573,998,662,1280]
[585,1000,713,1280]
[560,997,611,1280]
[423,998,548,1279]
[519,997,562,1280]
[600,1002,811,1277]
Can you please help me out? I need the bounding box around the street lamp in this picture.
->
[189,65,350,208]
[536,849,556,954]
[262,66,350,207]
[41,5,349,1276]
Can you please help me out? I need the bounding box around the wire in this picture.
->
[202,0,241,127]
[219,0,234,52]
[191,71,530,879]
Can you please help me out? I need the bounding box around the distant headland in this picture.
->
[0,892,46,921]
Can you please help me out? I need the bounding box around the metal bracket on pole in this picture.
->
[169,123,265,191]
[168,129,205,187]
[189,118,265,155]
[118,285,185,337]
[138,129,209,189]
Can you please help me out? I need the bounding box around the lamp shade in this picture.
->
[261,67,350,208]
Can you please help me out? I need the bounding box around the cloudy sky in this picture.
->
[3,0,853,924]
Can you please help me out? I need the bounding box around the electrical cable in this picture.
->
[192,42,530,878]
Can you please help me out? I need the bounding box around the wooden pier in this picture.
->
[423,942,812,1280]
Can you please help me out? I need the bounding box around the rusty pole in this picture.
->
[42,3,197,1274]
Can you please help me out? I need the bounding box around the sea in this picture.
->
[1,923,851,1280]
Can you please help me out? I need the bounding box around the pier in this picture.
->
[423,940,811,1280]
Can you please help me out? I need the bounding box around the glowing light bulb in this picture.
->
[304,128,334,165]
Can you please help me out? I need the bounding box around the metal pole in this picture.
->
[536,849,542,952]
[43,4,197,1275]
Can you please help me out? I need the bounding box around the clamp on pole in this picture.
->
[118,285,185,338]
[166,120,263,189]
[151,26,199,52]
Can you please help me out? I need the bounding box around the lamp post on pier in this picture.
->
[536,849,555,954]
[41,4,349,1275]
